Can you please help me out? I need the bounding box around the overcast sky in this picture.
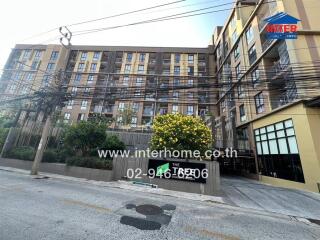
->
[0,0,230,69]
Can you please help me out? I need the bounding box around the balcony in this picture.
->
[267,58,290,79]
[143,108,154,116]
[262,39,274,52]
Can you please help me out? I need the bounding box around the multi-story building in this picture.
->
[212,0,320,192]
[62,46,215,128]
[0,0,319,192]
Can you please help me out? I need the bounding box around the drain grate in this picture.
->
[136,204,163,215]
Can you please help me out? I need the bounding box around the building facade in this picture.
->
[211,0,320,192]
[0,0,319,192]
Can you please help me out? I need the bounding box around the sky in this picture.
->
[0,0,231,69]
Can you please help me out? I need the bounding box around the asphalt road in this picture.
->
[0,170,320,240]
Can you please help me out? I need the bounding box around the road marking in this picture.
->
[185,226,241,240]
[61,199,112,213]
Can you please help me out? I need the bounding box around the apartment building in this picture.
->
[0,45,215,128]
[61,46,215,128]
[212,0,320,192]
[0,0,319,192]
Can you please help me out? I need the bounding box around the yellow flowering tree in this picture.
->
[151,114,213,157]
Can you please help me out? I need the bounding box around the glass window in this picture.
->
[126,53,132,62]
[50,51,59,61]
[138,65,144,73]
[267,125,274,132]
[80,52,87,61]
[87,74,94,84]
[288,136,299,154]
[246,25,254,44]
[278,138,288,154]
[124,64,131,73]
[254,92,264,113]
[262,141,269,154]
[268,132,276,139]
[285,119,293,128]
[275,122,284,130]
[269,140,278,154]
[90,63,97,72]
[256,142,262,155]
[286,128,295,136]
[139,53,146,62]
[188,54,194,64]
[251,67,260,87]
[93,52,100,60]
[234,44,240,60]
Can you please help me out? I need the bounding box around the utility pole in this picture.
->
[30,28,72,175]
[30,114,52,175]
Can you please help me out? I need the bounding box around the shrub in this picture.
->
[6,146,35,161]
[0,128,9,151]
[66,156,112,170]
[91,134,126,158]
[151,114,213,157]
[43,148,75,163]
[64,121,107,156]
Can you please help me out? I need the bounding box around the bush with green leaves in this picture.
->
[151,114,213,157]
[64,121,107,156]
[0,128,9,151]
[66,156,112,170]
[5,146,35,161]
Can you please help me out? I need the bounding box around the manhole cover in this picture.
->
[136,204,163,215]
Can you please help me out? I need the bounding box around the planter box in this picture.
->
[0,158,113,182]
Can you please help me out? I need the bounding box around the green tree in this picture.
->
[64,121,107,156]
[151,114,213,157]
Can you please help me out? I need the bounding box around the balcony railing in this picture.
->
[262,39,274,52]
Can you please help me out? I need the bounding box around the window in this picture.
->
[124,64,131,73]
[232,30,238,44]
[87,74,94,84]
[239,104,246,122]
[131,117,138,127]
[174,66,180,75]
[46,63,55,72]
[22,50,31,59]
[31,61,40,70]
[81,100,88,110]
[77,113,85,121]
[188,92,194,99]
[134,90,141,97]
[136,77,143,86]
[78,63,85,72]
[64,113,71,120]
[25,72,35,82]
[74,74,81,84]
[138,65,144,73]
[235,64,241,79]
[132,102,139,112]
[246,25,254,44]
[234,44,240,60]
[172,104,178,114]
[80,52,87,61]
[84,87,90,94]
[187,105,194,115]
[174,54,180,63]
[254,119,304,183]
[188,54,194,64]
[254,92,264,113]
[251,67,260,87]
[221,99,226,112]
[50,51,59,61]
[93,52,100,61]
[123,76,129,85]
[42,75,51,87]
[118,102,125,111]
[248,45,257,65]
[126,53,132,62]
[187,79,194,86]
[34,50,42,59]
[71,87,77,96]
[67,100,74,109]
[188,66,194,76]
[237,83,244,98]
[139,53,146,62]
[90,63,97,72]
[173,78,180,86]
[173,91,179,99]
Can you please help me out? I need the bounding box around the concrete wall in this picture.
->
[0,158,113,182]
[113,156,220,195]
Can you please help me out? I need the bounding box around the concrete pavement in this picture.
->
[0,169,320,240]
[221,176,320,220]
